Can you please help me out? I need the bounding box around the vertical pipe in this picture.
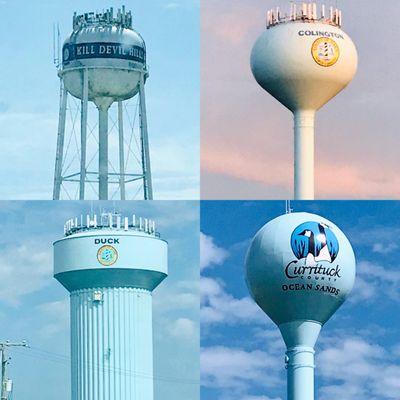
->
[286,347,315,400]
[53,81,68,200]
[98,105,109,200]
[138,74,153,200]
[80,69,89,200]
[293,110,315,200]
[118,101,126,200]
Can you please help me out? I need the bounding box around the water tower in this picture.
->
[251,3,358,199]
[53,6,153,200]
[54,212,168,400]
[245,211,356,400]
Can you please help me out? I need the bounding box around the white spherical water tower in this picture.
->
[245,211,356,400]
[54,212,167,400]
[53,6,153,200]
[251,3,358,199]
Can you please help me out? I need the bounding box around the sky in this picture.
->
[201,0,400,199]
[0,201,199,400]
[201,201,400,400]
[0,0,199,200]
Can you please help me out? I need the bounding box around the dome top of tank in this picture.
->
[72,6,135,31]
[266,2,343,29]
[64,212,159,238]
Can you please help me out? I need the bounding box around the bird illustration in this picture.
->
[291,222,339,263]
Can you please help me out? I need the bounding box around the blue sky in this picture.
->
[0,201,199,400]
[0,0,199,200]
[201,201,400,400]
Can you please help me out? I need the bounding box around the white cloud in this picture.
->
[201,346,281,391]
[372,242,398,255]
[317,336,400,400]
[36,299,69,338]
[349,260,400,303]
[200,233,229,271]
[0,244,52,306]
[201,277,265,325]
[168,318,197,340]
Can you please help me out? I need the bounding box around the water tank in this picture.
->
[61,7,147,108]
[245,212,355,327]
[251,4,358,112]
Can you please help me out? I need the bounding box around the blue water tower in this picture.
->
[54,212,168,400]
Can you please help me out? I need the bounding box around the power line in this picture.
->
[12,346,199,385]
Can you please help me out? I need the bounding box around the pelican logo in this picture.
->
[291,222,339,264]
[97,245,118,266]
[311,37,340,67]
[282,222,342,295]
[285,222,341,280]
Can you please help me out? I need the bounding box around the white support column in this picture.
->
[293,110,316,200]
[138,74,153,200]
[286,347,315,400]
[79,69,89,200]
[53,80,68,200]
[118,101,126,200]
[70,288,154,400]
[98,105,109,200]
[279,321,321,400]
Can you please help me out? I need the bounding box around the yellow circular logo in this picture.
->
[97,245,118,266]
[311,38,340,67]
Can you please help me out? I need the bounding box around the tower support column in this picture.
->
[53,81,68,200]
[139,73,153,200]
[118,101,126,200]
[98,104,110,200]
[286,346,315,400]
[293,110,315,200]
[70,288,154,400]
[79,69,89,200]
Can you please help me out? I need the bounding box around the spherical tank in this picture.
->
[251,21,358,112]
[61,10,147,107]
[245,212,356,327]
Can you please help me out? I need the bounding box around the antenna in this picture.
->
[285,200,293,214]
[53,23,61,69]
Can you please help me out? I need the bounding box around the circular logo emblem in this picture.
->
[311,38,340,67]
[291,222,339,263]
[97,245,118,266]
[63,47,70,61]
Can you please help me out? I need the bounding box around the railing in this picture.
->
[267,2,342,29]
[64,213,159,237]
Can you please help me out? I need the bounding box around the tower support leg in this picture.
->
[118,101,126,200]
[53,82,68,200]
[98,105,109,200]
[139,74,153,200]
[294,110,315,200]
[79,69,89,200]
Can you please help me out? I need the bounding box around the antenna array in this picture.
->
[267,2,342,29]
[73,6,133,31]
[64,213,158,237]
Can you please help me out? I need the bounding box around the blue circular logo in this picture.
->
[291,222,339,263]
[97,245,118,266]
